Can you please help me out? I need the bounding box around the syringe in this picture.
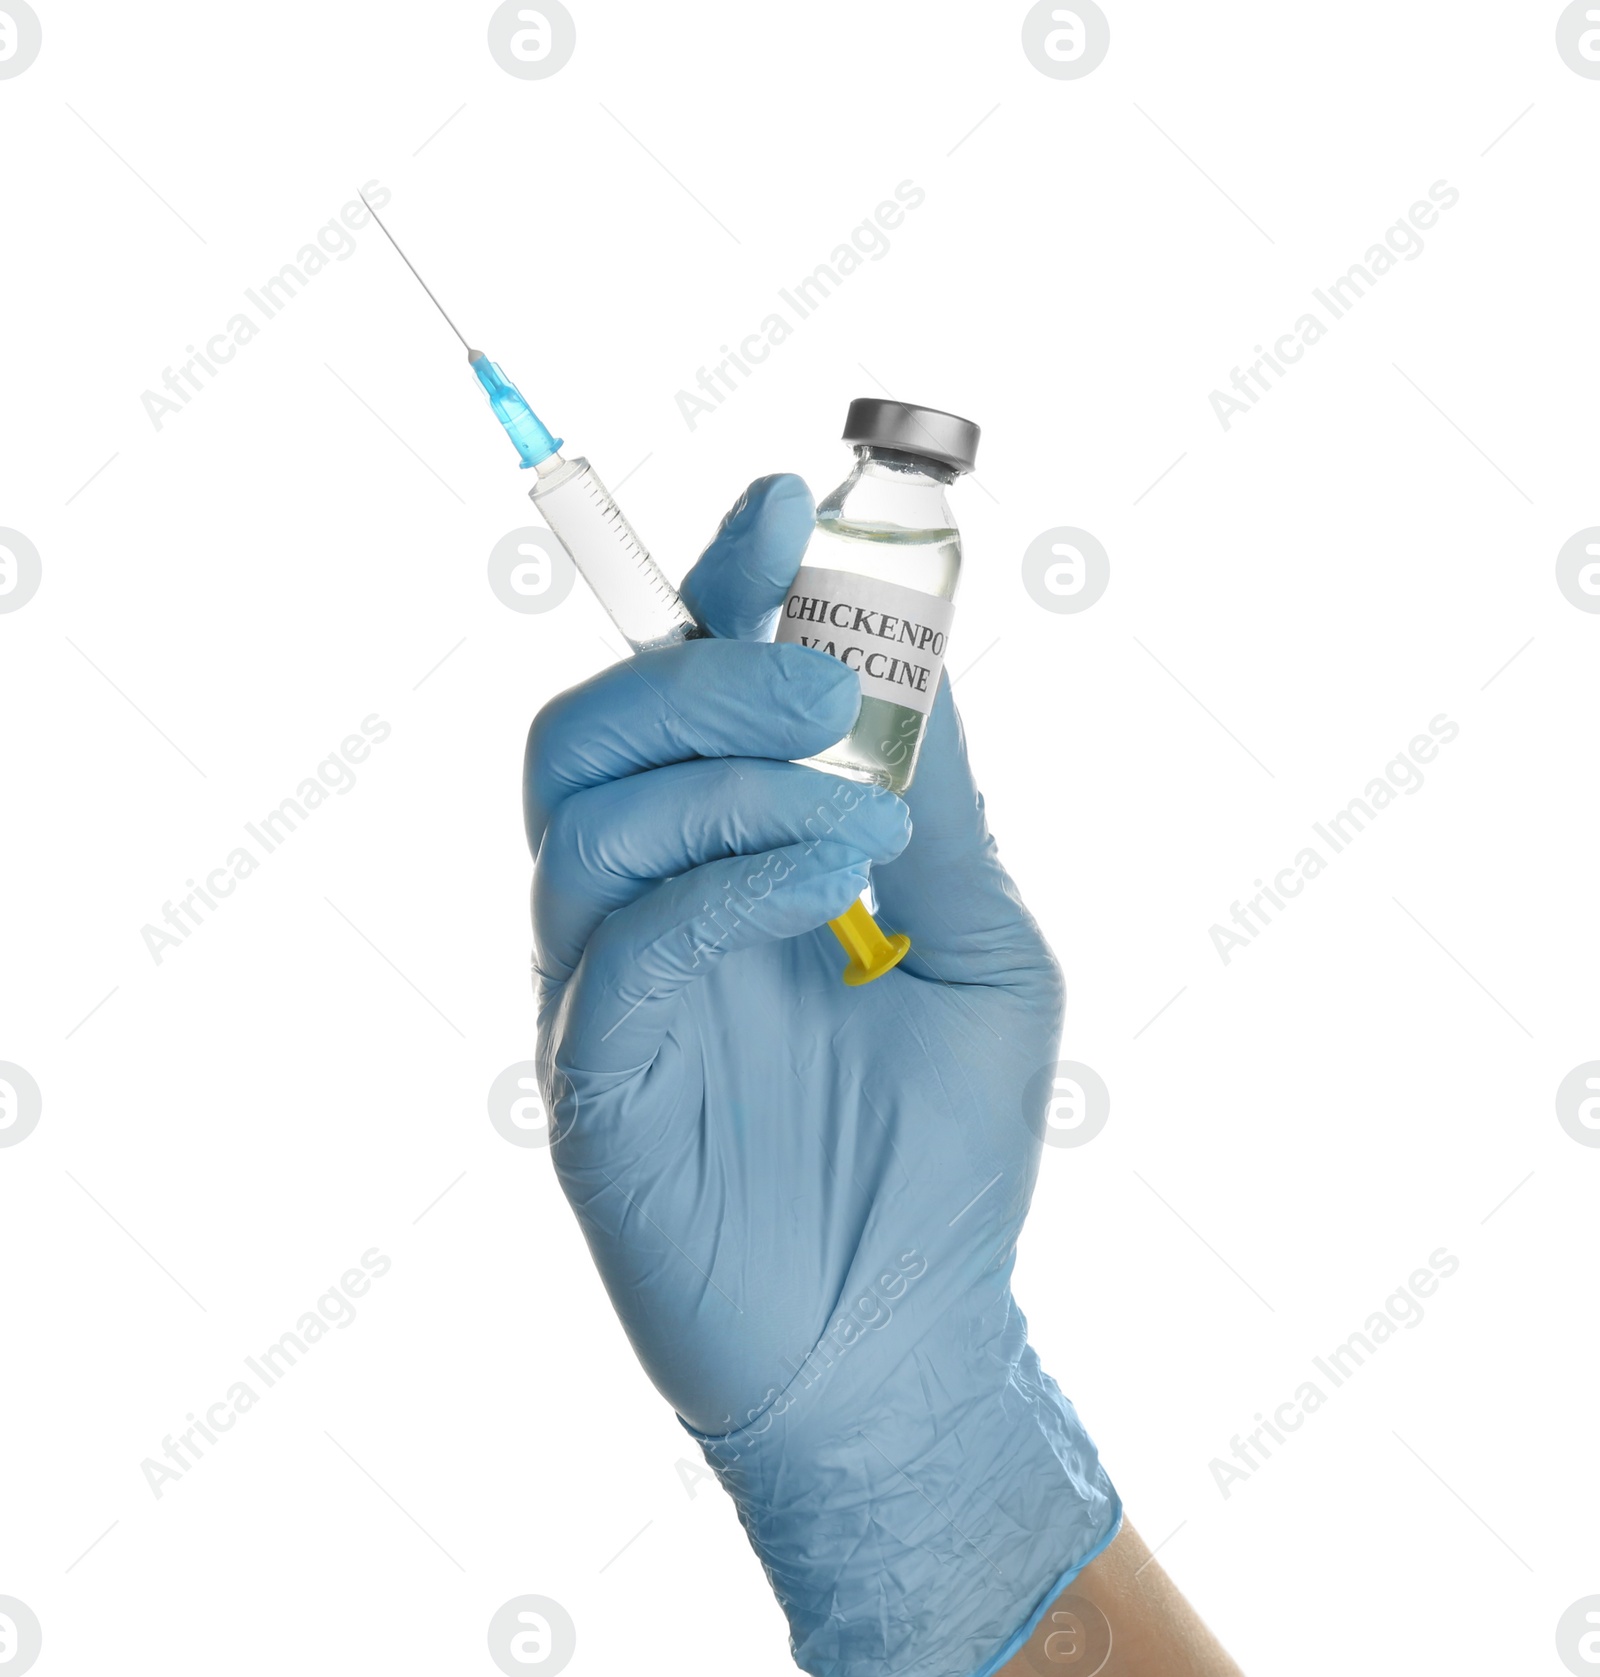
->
[364,197,910,986]
[466,352,702,652]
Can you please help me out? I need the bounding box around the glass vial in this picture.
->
[775,399,980,794]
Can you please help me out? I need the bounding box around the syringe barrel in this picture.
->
[529,456,703,653]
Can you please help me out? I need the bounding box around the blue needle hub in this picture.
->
[469,350,563,469]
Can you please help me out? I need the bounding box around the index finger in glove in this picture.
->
[524,639,857,854]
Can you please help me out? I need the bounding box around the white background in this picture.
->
[2,3,1597,1673]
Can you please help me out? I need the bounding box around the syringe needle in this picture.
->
[360,188,562,468]
[359,189,475,354]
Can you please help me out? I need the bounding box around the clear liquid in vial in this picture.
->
[795,514,960,795]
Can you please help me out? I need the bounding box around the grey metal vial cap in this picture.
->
[842,398,981,475]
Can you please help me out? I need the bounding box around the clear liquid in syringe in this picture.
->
[530,453,703,653]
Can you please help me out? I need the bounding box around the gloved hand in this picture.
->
[525,474,1120,1677]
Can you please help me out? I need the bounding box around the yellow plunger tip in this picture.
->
[829,897,911,987]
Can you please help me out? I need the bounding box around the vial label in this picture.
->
[774,566,954,718]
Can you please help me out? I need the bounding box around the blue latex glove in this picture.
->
[526,475,1120,1677]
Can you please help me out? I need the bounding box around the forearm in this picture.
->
[995,1522,1245,1677]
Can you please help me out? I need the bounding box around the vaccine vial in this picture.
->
[775,398,979,794]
